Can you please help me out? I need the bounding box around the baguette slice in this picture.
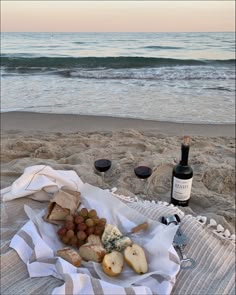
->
[48,203,70,221]
[57,248,82,267]
[102,251,124,276]
[87,234,103,247]
[79,243,106,263]
[124,244,148,274]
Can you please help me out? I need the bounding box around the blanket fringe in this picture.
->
[112,190,235,243]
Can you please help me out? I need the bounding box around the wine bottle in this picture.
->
[171,136,193,206]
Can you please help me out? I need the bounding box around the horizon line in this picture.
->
[2,30,235,33]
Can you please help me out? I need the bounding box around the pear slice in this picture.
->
[102,251,124,276]
[124,244,148,274]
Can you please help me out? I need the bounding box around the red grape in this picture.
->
[85,218,94,227]
[65,221,75,230]
[66,229,75,239]
[79,208,88,218]
[86,227,94,236]
[74,215,84,224]
[77,223,87,231]
[77,231,87,241]
[88,209,97,218]
[57,227,67,236]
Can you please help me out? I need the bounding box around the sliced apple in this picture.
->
[124,244,148,274]
[102,251,124,276]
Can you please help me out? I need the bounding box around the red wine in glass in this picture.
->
[94,159,112,188]
[134,166,152,180]
[134,166,152,196]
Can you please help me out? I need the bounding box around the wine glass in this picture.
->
[94,159,112,188]
[134,165,152,197]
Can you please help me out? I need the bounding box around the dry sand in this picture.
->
[1,112,235,231]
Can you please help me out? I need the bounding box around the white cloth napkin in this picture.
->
[1,165,180,295]
[1,165,83,201]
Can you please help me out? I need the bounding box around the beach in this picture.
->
[2,5,236,293]
[1,111,235,232]
[1,5,236,292]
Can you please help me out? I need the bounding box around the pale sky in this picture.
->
[1,1,235,32]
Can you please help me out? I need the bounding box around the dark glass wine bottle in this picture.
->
[170,136,193,206]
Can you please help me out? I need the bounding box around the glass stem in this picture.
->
[144,179,149,197]
[101,172,105,188]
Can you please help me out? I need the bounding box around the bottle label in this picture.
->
[172,177,193,201]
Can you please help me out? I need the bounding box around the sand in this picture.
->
[1,112,235,231]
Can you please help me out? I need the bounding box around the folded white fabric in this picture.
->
[1,165,83,201]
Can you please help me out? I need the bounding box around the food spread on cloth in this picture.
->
[3,165,180,294]
[31,180,180,292]
[50,201,149,276]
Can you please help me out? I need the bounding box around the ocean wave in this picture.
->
[143,46,183,50]
[1,56,235,70]
[72,41,86,44]
[58,69,235,81]
[204,86,235,92]
[1,66,235,81]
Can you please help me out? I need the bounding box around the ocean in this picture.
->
[1,32,235,123]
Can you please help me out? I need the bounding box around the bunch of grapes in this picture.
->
[57,208,107,249]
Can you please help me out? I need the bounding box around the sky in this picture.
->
[1,1,235,32]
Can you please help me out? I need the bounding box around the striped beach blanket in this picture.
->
[1,166,235,295]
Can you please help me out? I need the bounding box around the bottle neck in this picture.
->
[180,144,189,166]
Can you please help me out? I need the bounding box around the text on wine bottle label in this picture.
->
[172,177,193,201]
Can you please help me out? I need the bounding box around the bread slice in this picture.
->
[57,248,82,267]
[124,244,148,274]
[87,234,103,247]
[48,203,70,221]
[102,251,124,276]
[79,243,106,263]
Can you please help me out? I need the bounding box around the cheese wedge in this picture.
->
[102,224,132,253]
